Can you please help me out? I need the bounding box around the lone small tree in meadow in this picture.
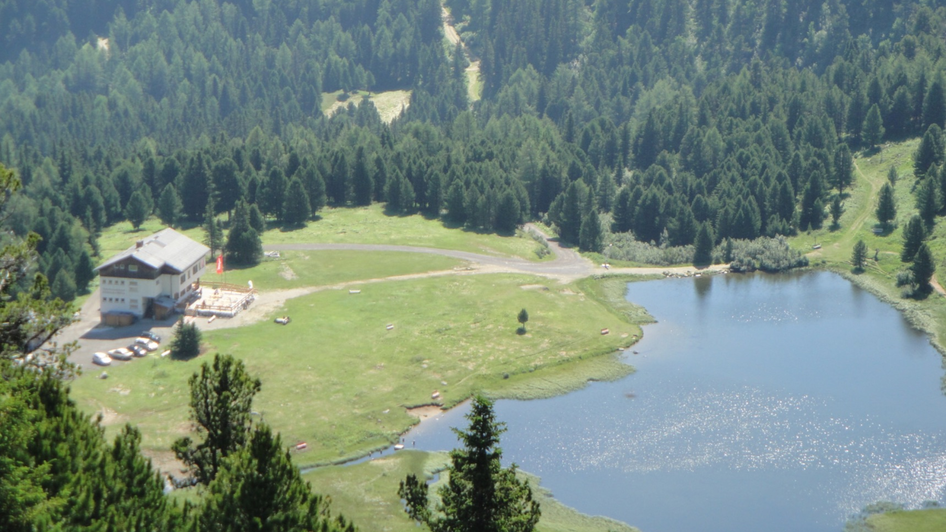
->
[876,182,897,230]
[851,240,868,272]
[911,243,936,295]
[517,308,529,334]
[170,321,202,360]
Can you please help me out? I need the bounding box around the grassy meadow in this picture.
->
[96,203,546,265]
[865,509,946,531]
[70,272,640,467]
[302,450,639,532]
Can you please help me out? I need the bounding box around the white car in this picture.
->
[135,337,160,351]
[108,347,134,361]
[92,352,112,366]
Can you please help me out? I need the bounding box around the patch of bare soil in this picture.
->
[406,405,445,423]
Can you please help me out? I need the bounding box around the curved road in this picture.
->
[263,224,726,281]
[263,225,594,279]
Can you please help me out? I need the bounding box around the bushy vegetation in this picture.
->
[728,237,810,273]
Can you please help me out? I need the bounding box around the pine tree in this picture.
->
[901,215,926,262]
[862,104,885,148]
[914,124,943,178]
[830,196,844,229]
[352,146,373,206]
[495,189,521,233]
[579,209,603,252]
[833,144,853,194]
[124,191,150,230]
[693,222,715,267]
[911,243,936,294]
[281,177,311,226]
[876,182,897,229]
[157,184,183,227]
[172,353,260,485]
[917,176,939,229]
[852,239,868,271]
[199,424,354,532]
[203,198,223,258]
[225,201,263,266]
[168,321,201,361]
[399,395,541,532]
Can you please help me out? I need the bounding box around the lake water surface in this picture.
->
[400,271,946,532]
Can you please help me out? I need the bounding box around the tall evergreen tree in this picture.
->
[852,239,868,271]
[181,153,212,221]
[225,201,263,266]
[352,146,373,206]
[282,177,311,226]
[124,190,150,230]
[876,182,897,229]
[693,222,715,266]
[911,243,936,295]
[157,184,183,227]
[399,395,541,532]
[203,198,223,258]
[901,215,926,262]
[579,209,603,252]
[862,104,885,148]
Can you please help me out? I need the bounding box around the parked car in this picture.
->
[141,331,161,342]
[108,347,134,361]
[135,337,160,351]
[129,345,149,357]
[92,352,112,366]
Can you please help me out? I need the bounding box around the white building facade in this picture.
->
[95,228,210,321]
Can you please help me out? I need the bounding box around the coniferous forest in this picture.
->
[6,0,946,529]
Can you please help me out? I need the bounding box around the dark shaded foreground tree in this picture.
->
[399,395,541,532]
[199,423,355,532]
[173,353,260,485]
[852,240,868,272]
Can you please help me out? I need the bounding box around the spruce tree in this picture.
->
[914,124,943,178]
[281,177,311,226]
[852,239,868,272]
[124,191,150,230]
[225,201,263,266]
[876,182,897,229]
[579,209,603,252]
[911,243,936,294]
[901,215,926,262]
[203,198,223,258]
[399,396,541,532]
[157,184,183,227]
[352,146,373,206]
[862,104,885,148]
[693,222,715,267]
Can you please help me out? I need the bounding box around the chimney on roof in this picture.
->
[136,240,144,249]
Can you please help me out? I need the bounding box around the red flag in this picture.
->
[216,254,223,274]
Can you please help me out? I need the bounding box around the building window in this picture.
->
[192,264,198,274]
[129,264,138,272]
[130,281,137,286]
[180,274,186,284]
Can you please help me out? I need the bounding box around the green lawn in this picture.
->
[70,274,640,467]
[95,204,546,266]
[261,204,547,260]
[866,509,946,531]
[201,250,462,291]
[303,450,638,532]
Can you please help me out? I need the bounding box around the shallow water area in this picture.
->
[401,271,946,532]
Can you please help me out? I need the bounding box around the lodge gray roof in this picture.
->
[95,228,210,274]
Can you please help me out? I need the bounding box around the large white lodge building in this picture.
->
[95,228,210,323]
